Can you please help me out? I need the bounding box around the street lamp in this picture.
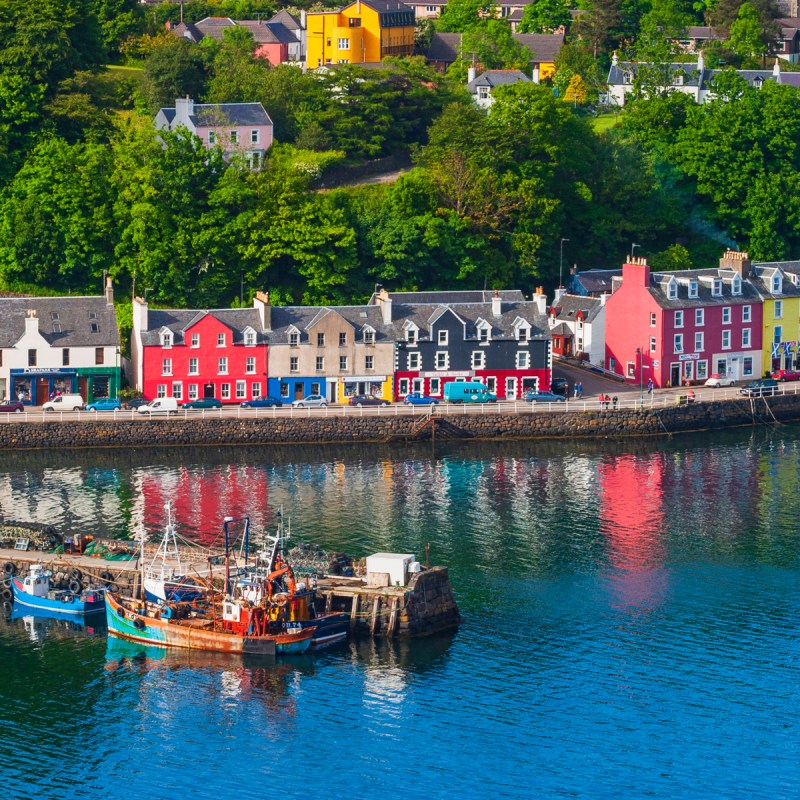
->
[631,243,641,259]
[559,238,569,289]
[637,346,650,409]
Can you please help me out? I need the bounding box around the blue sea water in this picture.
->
[0,429,798,799]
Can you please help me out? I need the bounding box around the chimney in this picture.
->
[174,96,194,128]
[622,256,650,287]
[492,290,502,318]
[131,297,149,392]
[377,288,392,324]
[554,287,566,303]
[774,59,781,79]
[532,286,547,316]
[300,9,307,29]
[468,66,476,84]
[719,249,751,278]
[105,276,114,306]
[24,309,38,337]
[600,291,609,306]
[254,291,272,331]
[532,66,540,84]
[697,50,704,75]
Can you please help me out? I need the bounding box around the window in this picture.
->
[246,357,256,374]
[668,282,677,300]
[349,17,361,26]
[437,330,449,345]
[290,357,299,372]
[311,383,321,395]
[479,326,490,342]
[406,328,417,344]
[471,351,485,369]
[774,325,782,344]
[695,309,704,326]
[478,86,489,100]
[188,384,198,400]
[518,327,529,342]
[408,352,421,370]
[191,333,200,348]
[516,351,530,369]
[208,131,216,145]
[95,348,104,365]
[217,333,226,347]
[650,313,657,326]
[732,276,742,295]
[252,383,262,398]
[435,351,449,370]
[316,356,324,371]
[289,332,299,347]
[90,323,99,334]
[712,279,722,297]
[743,357,754,376]
[674,334,683,353]
[62,348,69,366]
[742,305,752,323]
[339,356,348,371]
[251,129,259,144]
[650,337,657,353]
[695,332,704,352]
[230,130,239,144]
[675,310,684,328]
[317,333,325,347]
[722,330,731,349]
[28,349,36,367]
[688,281,698,299]
[245,331,255,347]
[697,361,708,380]
[486,376,497,394]
[772,275,782,293]
[189,358,199,375]
[218,357,228,375]
[774,300,783,318]
[172,382,182,400]
[398,378,410,395]
[337,38,350,49]
[627,362,636,377]
[339,332,347,347]
[722,307,731,324]
[157,384,166,398]
[162,358,172,376]
[742,328,751,348]
[364,329,375,344]
[236,381,246,399]
[221,383,231,400]
[161,332,172,347]
[365,355,374,370]
[430,377,441,395]
[280,383,290,398]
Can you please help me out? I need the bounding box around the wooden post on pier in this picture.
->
[369,596,380,636]
[350,593,360,631]
[325,592,333,612]
[388,597,399,637]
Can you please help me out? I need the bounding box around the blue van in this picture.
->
[443,381,498,404]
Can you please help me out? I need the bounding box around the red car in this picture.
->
[771,369,800,381]
[0,401,24,413]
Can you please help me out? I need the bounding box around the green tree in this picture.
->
[650,243,693,271]
[563,74,588,104]
[572,0,622,57]
[518,0,571,33]
[143,37,209,110]
[435,0,491,31]
[729,1,765,60]
[89,0,145,58]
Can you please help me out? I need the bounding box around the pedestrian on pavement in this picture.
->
[647,378,654,394]
[612,395,618,410]
[577,381,583,398]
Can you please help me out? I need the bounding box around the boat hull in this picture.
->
[294,613,349,648]
[11,578,105,616]
[105,592,285,656]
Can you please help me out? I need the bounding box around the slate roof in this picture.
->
[159,102,272,128]
[569,269,620,296]
[426,32,461,62]
[0,296,119,349]
[268,305,392,344]
[608,60,784,90]
[468,69,530,93]
[750,261,800,297]
[646,268,761,310]
[550,294,603,324]
[269,9,303,30]
[370,290,525,304]
[512,32,565,63]
[140,308,267,346]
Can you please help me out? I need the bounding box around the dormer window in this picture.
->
[363,327,375,344]
[688,281,698,299]
[289,332,299,346]
[772,275,782,293]
[161,331,172,348]
[732,276,742,296]
[406,327,417,344]
[667,281,678,300]
[437,330,449,345]
[244,329,256,347]
[712,279,722,297]
[519,326,529,341]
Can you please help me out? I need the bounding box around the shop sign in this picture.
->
[11,368,77,375]
[419,371,473,378]
[678,354,699,361]
[341,375,387,383]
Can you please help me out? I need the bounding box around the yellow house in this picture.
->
[306,0,415,69]
[749,260,800,375]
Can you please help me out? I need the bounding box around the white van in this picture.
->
[137,398,179,415]
[42,394,85,412]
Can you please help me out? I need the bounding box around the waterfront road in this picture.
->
[0,383,798,423]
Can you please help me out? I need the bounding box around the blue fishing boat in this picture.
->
[11,564,105,616]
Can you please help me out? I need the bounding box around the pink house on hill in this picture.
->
[605,253,764,388]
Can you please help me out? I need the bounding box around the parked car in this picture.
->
[739,379,779,397]
[550,377,570,396]
[771,369,800,382]
[42,394,85,412]
[348,395,389,407]
[443,382,497,403]
[0,401,24,413]
[291,394,327,408]
[524,390,567,403]
[137,398,179,415]
[704,374,736,388]
[240,397,282,408]
[86,398,121,412]
[124,398,149,410]
[403,392,439,406]
[183,398,222,410]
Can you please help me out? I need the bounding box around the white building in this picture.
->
[548,290,608,367]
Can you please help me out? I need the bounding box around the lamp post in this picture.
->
[559,238,569,289]
[631,242,641,259]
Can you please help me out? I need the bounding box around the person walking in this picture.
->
[612,395,618,410]
[647,378,654,394]
[577,381,583,399]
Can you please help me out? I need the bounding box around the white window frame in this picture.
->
[157,384,167,398]
[695,308,704,326]
[246,356,256,374]
[365,355,374,371]
[722,307,731,324]
[668,282,678,300]
[188,384,198,400]
[245,331,256,347]
[429,377,441,395]
[251,129,259,144]
[674,334,683,353]
[172,381,183,400]
[217,333,226,347]
[162,358,172,376]
[712,279,722,297]
[471,351,485,369]
[191,333,200,348]
[221,383,231,399]
[337,37,350,49]
[722,330,731,350]
[437,330,449,345]
[516,351,530,369]
[290,357,299,373]
[252,382,262,398]
[694,332,704,352]
[650,312,657,326]
[650,336,657,352]
[732,276,742,295]
[189,358,199,376]
[406,327,417,344]
[435,351,449,370]
[315,356,324,371]
[408,352,421,370]
[688,281,698,299]
[675,310,684,328]
[742,328,751,348]
[742,305,752,323]
[236,380,247,399]
[398,378,410,395]
[218,357,228,375]
[339,355,348,371]
[289,331,300,347]
[774,300,783,318]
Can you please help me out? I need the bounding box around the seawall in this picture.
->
[0,395,794,450]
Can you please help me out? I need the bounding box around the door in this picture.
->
[294,382,304,400]
[35,378,49,405]
[77,377,88,401]
[505,377,517,399]
[670,363,681,387]
[203,382,215,398]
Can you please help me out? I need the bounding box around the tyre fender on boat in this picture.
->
[3,562,16,576]
[68,579,82,593]
[1,588,11,601]
[133,617,145,630]
[69,568,82,581]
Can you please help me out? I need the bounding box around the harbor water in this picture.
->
[0,429,798,799]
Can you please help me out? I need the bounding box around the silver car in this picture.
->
[291,394,328,408]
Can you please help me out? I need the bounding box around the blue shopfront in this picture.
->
[11,368,77,406]
[267,377,329,404]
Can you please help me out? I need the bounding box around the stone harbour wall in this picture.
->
[0,394,797,450]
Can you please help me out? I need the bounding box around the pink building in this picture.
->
[605,254,764,388]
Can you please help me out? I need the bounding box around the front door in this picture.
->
[203,382,215,398]
[505,377,517,399]
[670,363,681,387]
[294,382,304,400]
[35,378,49,405]
[77,377,88,401]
